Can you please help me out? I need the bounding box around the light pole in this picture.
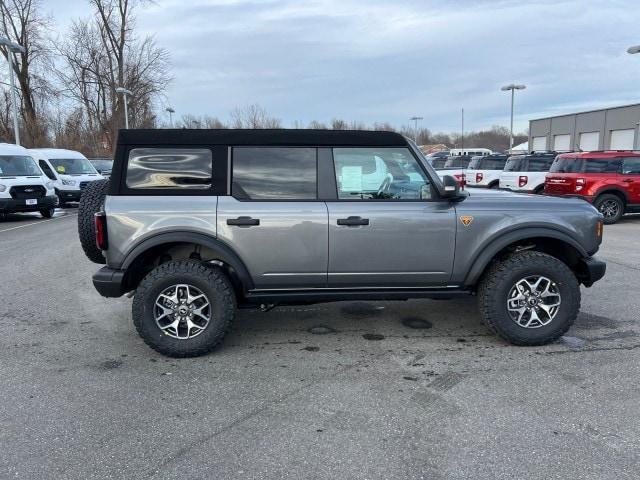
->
[0,38,25,145]
[165,107,175,127]
[409,116,423,143]
[115,87,133,129]
[501,83,526,154]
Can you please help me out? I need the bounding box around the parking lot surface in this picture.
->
[1,209,639,479]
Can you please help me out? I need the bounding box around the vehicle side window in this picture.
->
[39,160,57,180]
[622,157,640,174]
[333,147,432,200]
[527,157,554,171]
[126,148,212,189]
[483,158,507,170]
[584,158,622,173]
[232,147,317,200]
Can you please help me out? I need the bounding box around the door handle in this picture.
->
[227,216,260,227]
[337,216,369,226]
[622,179,634,183]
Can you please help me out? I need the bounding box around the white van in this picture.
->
[0,143,57,218]
[449,148,492,157]
[29,148,104,207]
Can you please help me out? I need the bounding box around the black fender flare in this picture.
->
[463,227,588,286]
[593,187,630,204]
[120,231,254,290]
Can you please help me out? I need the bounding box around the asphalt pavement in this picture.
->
[0,208,639,479]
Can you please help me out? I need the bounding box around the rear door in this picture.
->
[325,147,456,287]
[621,157,640,204]
[217,147,328,289]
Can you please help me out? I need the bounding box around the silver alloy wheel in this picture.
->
[154,284,211,339]
[506,275,561,328]
[598,199,620,218]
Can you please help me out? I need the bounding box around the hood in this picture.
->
[461,187,595,212]
[0,175,48,187]
[60,173,103,181]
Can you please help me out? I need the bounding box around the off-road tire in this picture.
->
[132,260,236,357]
[77,179,109,264]
[39,208,54,218]
[594,193,624,224]
[478,251,580,346]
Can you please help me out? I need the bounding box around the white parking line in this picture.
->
[0,213,77,233]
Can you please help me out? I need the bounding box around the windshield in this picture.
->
[443,156,471,169]
[504,156,523,171]
[90,159,113,171]
[0,155,42,177]
[49,158,97,175]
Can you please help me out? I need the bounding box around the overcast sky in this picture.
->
[44,0,640,133]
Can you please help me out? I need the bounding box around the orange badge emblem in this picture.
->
[460,215,474,226]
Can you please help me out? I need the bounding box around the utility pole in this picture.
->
[461,108,464,154]
[0,38,25,145]
[409,116,423,143]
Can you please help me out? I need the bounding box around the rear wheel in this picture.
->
[594,193,624,224]
[132,260,236,357]
[478,251,580,346]
[40,207,54,219]
[77,179,109,264]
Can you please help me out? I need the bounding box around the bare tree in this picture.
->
[56,0,170,153]
[0,0,53,145]
[230,104,281,128]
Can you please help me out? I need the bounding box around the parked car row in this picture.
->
[0,143,112,219]
[427,149,640,224]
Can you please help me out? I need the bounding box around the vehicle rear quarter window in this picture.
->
[443,156,471,168]
[622,157,640,174]
[550,157,582,173]
[431,158,447,169]
[526,156,554,172]
[467,157,482,170]
[126,148,212,189]
[232,147,317,200]
[504,157,523,171]
[482,157,508,170]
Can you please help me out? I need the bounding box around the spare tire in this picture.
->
[78,179,110,264]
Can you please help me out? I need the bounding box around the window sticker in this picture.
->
[340,166,363,192]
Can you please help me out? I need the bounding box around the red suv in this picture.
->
[545,151,640,224]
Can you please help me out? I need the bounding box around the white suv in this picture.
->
[29,148,104,207]
[0,143,57,218]
[465,154,509,189]
[499,153,557,194]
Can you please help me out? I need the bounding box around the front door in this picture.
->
[621,156,640,204]
[326,147,456,287]
[217,147,328,289]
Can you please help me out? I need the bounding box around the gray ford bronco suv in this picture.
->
[79,129,606,357]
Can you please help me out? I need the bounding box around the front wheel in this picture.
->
[40,207,54,219]
[594,194,624,224]
[478,251,580,346]
[132,260,236,357]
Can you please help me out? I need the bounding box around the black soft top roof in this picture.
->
[117,129,409,147]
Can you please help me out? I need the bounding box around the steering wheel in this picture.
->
[377,174,393,197]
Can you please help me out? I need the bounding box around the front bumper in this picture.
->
[55,189,82,202]
[93,267,127,297]
[576,256,606,287]
[0,195,58,213]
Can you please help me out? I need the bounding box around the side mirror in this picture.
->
[441,175,461,199]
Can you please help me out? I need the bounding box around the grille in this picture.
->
[9,185,46,199]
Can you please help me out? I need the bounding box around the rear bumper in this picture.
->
[545,193,595,203]
[576,256,606,287]
[93,267,127,297]
[0,195,57,213]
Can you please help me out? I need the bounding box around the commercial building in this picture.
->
[529,103,640,152]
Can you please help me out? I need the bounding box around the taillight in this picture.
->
[95,212,108,250]
[518,175,528,188]
[575,178,585,192]
[476,173,483,183]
